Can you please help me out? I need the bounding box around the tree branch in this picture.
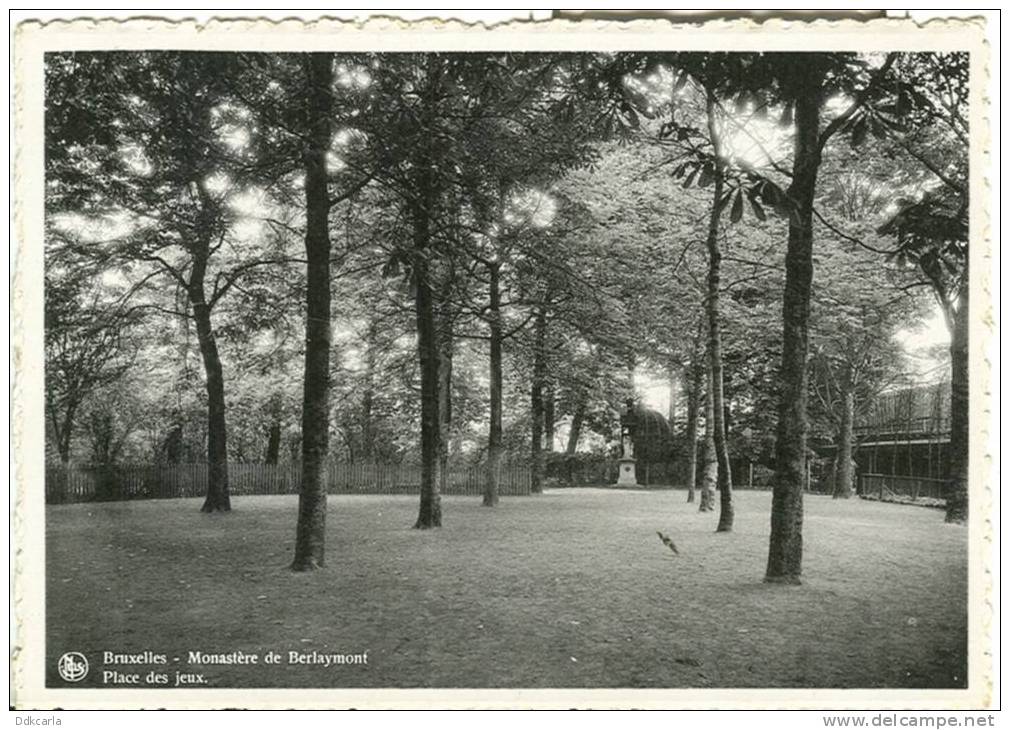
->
[818,52,898,153]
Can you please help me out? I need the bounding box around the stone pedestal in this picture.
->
[616,457,638,486]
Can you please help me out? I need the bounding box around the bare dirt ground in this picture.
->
[45,488,967,689]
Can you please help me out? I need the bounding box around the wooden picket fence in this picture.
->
[45,461,532,504]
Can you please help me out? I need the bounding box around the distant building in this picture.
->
[854,382,950,482]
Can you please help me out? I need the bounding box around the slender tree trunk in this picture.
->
[945,284,969,523]
[50,406,74,503]
[265,420,281,465]
[409,61,444,529]
[484,260,503,507]
[163,423,183,463]
[832,384,855,499]
[188,265,231,513]
[766,76,822,584]
[359,387,374,461]
[58,430,71,464]
[530,304,548,494]
[684,361,702,503]
[291,53,334,569]
[544,380,556,453]
[54,404,76,466]
[701,108,735,530]
[699,364,717,512]
[437,286,454,495]
[667,374,678,426]
[566,401,585,456]
[530,386,543,494]
[264,391,283,465]
[360,320,379,463]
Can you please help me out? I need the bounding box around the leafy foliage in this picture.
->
[43,50,964,489]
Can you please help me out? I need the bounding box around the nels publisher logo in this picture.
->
[57,652,89,682]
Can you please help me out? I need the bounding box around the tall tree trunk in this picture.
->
[414,246,443,526]
[410,60,443,529]
[188,258,231,514]
[529,304,548,494]
[701,103,735,530]
[699,363,717,512]
[684,361,702,503]
[484,260,503,507]
[437,286,454,495]
[410,206,443,525]
[766,75,822,584]
[291,53,334,569]
[945,283,969,523]
[832,382,855,499]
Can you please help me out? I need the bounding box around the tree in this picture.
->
[484,255,505,507]
[529,300,549,493]
[700,87,735,531]
[761,52,897,583]
[44,260,136,465]
[44,51,275,512]
[648,66,736,522]
[405,58,445,527]
[226,51,386,560]
[290,52,338,570]
[623,55,787,521]
[629,56,776,521]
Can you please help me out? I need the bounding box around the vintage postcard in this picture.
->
[11,14,993,710]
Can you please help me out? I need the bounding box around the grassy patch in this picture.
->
[45,489,967,688]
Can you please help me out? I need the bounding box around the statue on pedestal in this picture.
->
[616,398,638,486]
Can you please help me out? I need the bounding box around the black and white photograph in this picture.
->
[11,13,995,711]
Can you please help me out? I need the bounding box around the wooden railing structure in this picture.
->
[855,382,951,443]
[859,472,947,503]
[45,461,532,504]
